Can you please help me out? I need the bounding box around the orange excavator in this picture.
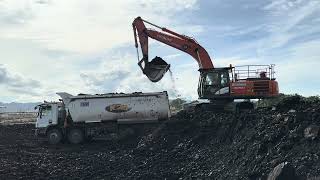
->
[132,17,279,111]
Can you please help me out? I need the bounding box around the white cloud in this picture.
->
[163,53,183,60]
[263,0,303,11]
[277,60,318,85]
[0,0,198,54]
[79,52,198,100]
[0,0,319,102]
[0,64,40,89]
[0,0,199,102]
[0,64,42,102]
[259,0,320,50]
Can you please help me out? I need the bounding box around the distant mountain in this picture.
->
[0,102,41,113]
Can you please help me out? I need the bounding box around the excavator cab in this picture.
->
[198,68,231,99]
[138,56,170,82]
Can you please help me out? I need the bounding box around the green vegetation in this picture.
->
[170,98,187,112]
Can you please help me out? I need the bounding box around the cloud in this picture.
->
[0,64,41,95]
[0,0,200,102]
[78,51,198,100]
[263,0,299,11]
[0,0,34,25]
[163,54,183,60]
[0,0,319,102]
[0,0,199,54]
[80,71,130,91]
[259,0,320,50]
[278,40,320,82]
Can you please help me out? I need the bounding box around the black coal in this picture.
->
[0,96,320,179]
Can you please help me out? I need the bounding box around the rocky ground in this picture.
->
[0,96,319,180]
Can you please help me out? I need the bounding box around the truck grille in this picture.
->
[253,81,269,95]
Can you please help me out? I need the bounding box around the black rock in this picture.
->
[267,162,298,180]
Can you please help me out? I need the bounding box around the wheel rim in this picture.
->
[48,130,61,144]
[50,133,58,140]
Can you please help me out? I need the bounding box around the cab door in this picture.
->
[199,69,230,99]
[37,105,53,128]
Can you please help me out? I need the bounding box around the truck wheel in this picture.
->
[47,128,62,145]
[67,128,84,144]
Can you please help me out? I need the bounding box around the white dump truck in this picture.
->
[35,91,171,144]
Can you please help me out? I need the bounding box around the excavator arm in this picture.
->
[132,17,214,82]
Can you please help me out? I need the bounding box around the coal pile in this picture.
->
[0,95,320,179]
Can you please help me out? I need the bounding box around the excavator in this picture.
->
[132,16,279,111]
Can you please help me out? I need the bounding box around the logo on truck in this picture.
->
[105,104,132,113]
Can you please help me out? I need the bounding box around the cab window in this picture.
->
[220,72,229,87]
[205,73,219,86]
[40,106,52,117]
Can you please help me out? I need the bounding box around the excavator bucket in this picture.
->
[138,56,170,82]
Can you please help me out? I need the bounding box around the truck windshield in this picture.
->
[39,106,52,118]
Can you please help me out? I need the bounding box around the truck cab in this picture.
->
[35,102,62,136]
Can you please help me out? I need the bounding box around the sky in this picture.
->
[0,0,319,102]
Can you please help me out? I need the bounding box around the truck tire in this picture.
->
[67,128,84,144]
[47,128,62,145]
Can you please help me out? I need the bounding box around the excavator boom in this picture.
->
[132,16,213,82]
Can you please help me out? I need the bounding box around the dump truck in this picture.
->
[35,91,171,144]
